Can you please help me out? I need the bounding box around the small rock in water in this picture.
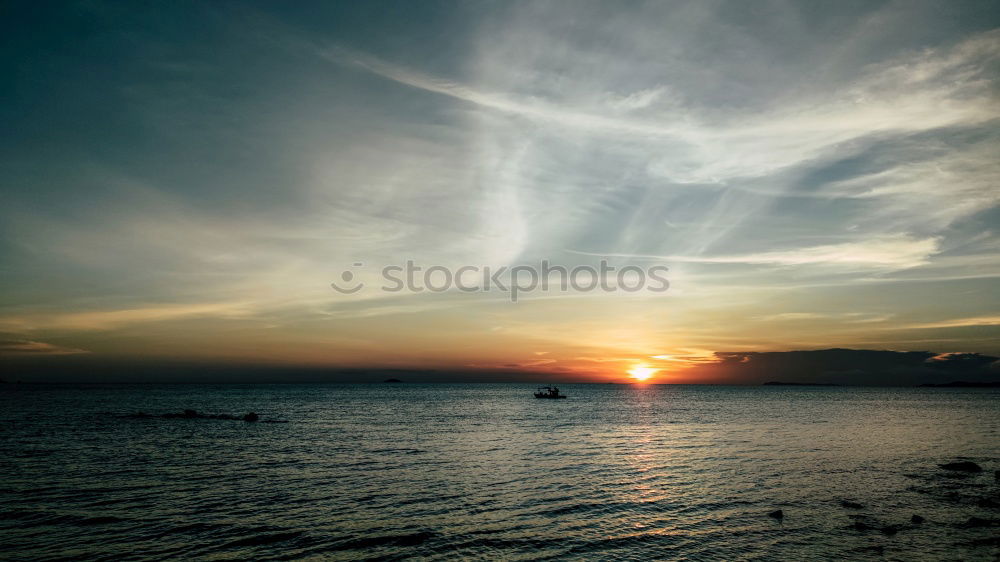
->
[119,410,279,422]
[880,524,900,536]
[841,500,864,509]
[768,509,784,519]
[848,514,890,533]
[939,461,982,473]
[911,514,925,524]
[963,516,1000,528]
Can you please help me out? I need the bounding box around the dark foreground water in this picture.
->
[1,384,998,561]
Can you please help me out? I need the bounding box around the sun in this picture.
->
[627,365,658,381]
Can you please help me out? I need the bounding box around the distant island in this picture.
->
[762,381,838,386]
[918,381,1000,388]
[384,378,404,383]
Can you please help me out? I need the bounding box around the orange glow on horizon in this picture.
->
[627,365,658,381]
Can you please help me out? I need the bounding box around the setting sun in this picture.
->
[628,365,658,381]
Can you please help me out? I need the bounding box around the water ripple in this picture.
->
[1,384,998,560]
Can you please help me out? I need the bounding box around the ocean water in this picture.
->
[1,383,998,561]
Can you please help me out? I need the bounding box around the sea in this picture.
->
[1,383,998,561]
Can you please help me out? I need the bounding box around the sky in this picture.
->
[2,1,999,383]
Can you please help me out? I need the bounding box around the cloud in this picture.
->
[605,87,668,112]
[893,315,1000,331]
[571,234,941,269]
[0,302,254,332]
[0,339,89,356]
[325,27,999,186]
[318,47,693,139]
[687,348,999,385]
[926,351,999,367]
[820,139,1000,232]
[757,312,892,323]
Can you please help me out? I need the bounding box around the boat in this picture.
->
[534,386,567,399]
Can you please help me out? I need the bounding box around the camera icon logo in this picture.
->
[330,262,365,294]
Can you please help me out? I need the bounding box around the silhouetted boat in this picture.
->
[534,386,566,399]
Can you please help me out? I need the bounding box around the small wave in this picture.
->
[0,510,126,527]
[444,536,557,552]
[76,515,125,526]
[222,531,304,548]
[330,530,436,550]
[141,521,224,540]
[394,493,465,507]
[565,531,683,555]
[534,500,675,518]
[368,448,427,455]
